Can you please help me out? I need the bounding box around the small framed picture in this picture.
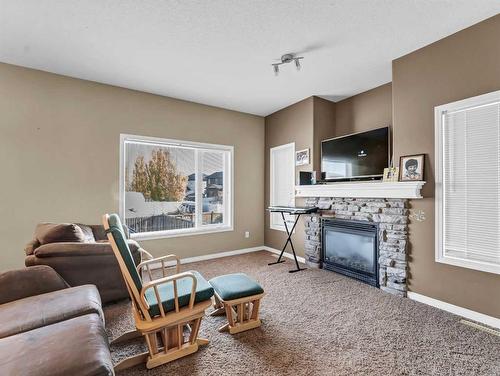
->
[399,154,425,181]
[295,148,310,166]
[383,167,399,182]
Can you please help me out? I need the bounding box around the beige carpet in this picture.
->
[105,251,500,375]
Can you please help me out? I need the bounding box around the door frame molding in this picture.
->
[269,142,295,231]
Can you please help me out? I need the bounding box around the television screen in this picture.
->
[321,127,389,181]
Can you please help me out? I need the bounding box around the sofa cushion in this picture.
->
[76,224,97,242]
[90,224,108,241]
[145,270,214,317]
[0,266,69,305]
[35,223,86,245]
[0,314,113,376]
[24,239,40,256]
[24,240,141,305]
[209,273,264,301]
[0,284,103,339]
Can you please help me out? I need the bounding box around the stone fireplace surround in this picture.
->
[304,196,409,297]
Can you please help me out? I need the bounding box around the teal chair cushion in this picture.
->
[145,270,214,316]
[106,214,143,292]
[209,273,264,301]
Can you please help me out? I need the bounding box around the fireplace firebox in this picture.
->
[321,218,379,287]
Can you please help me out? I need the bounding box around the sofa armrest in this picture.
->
[0,266,69,305]
[24,239,40,256]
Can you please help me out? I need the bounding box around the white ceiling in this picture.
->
[1,1,499,116]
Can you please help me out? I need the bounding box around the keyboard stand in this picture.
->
[268,211,305,273]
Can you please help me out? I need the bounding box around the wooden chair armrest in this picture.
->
[137,254,180,280]
[138,247,154,260]
[140,272,197,317]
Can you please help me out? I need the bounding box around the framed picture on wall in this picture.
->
[295,148,310,166]
[399,154,425,181]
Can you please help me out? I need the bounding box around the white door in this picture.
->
[270,142,295,231]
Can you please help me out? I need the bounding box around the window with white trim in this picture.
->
[120,134,233,239]
[435,90,500,274]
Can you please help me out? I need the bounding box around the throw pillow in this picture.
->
[35,223,86,245]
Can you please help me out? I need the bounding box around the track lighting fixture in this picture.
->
[272,53,304,76]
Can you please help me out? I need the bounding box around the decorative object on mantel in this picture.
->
[295,148,310,166]
[298,171,316,185]
[399,154,425,181]
[298,171,311,185]
[382,167,399,182]
[303,197,409,297]
[295,180,425,199]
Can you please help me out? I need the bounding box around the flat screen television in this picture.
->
[321,127,390,181]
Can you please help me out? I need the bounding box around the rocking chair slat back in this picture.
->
[103,214,151,320]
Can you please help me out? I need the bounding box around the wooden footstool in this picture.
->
[209,273,264,334]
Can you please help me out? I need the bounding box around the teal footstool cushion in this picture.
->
[209,273,264,301]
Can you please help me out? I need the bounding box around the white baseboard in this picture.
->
[408,291,500,330]
[261,246,306,264]
[147,245,306,270]
[148,246,266,269]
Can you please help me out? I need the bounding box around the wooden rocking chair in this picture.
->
[102,214,214,371]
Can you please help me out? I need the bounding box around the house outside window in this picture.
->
[120,134,233,239]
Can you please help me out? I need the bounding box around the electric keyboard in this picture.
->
[267,206,318,215]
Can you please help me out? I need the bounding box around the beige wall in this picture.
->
[393,14,500,318]
[335,83,392,137]
[0,63,265,272]
[264,97,314,254]
[313,97,337,171]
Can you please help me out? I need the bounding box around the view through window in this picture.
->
[121,135,232,238]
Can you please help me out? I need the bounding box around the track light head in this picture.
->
[295,58,301,71]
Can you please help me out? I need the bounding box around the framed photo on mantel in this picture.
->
[399,154,425,181]
[382,167,399,182]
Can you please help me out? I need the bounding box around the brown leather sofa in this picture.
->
[0,266,113,376]
[25,222,142,304]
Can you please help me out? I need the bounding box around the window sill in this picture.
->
[436,255,500,275]
[131,225,233,241]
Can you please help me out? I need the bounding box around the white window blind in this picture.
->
[435,90,500,274]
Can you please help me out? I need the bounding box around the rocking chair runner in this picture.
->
[102,214,214,371]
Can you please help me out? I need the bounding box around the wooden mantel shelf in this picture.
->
[295,181,426,199]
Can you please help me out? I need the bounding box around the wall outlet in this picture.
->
[245,231,250,238]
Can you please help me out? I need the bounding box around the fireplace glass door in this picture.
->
[322,219,378,286]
